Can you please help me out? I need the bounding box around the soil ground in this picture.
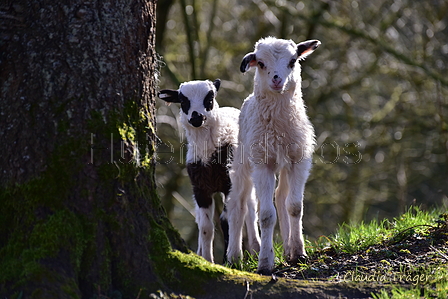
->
[270,214,448,298]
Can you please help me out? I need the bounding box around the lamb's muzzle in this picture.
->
[188,111,206,127]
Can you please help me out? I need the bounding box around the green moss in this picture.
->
[61,279,81,299]
[6,291,22,299]
[0,209,86,291]
[117,100,156,169]
[31,210,85,267]
[98,236,113,289]
[145,212,250,295]
[87,99,156,183]
[31,289,43,298]
[149,246,262,296]
[0,134,88,292]
[148,218,172,255]
[166,251,237,277]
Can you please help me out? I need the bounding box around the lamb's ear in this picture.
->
[297,40,321,60]
[213,79,221,92]
[240,52,257,73]
[158,89,181,103]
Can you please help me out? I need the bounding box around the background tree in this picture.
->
[155,0,448,260]
[0,0,187,297]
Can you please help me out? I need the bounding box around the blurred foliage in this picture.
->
[154,0,448,260]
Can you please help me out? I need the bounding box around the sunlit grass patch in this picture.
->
[331,218,390,254]
[387,206,441,244]
[324,206,443,254]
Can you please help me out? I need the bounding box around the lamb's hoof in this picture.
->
[257,268,272,276]
[288,255,308,265]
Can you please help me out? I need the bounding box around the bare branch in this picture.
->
[274,1,448,87]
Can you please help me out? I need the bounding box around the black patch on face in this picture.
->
[189,111,205,127]
[203,90,214,111]
[186,144,233,208]
[179,92,190,114]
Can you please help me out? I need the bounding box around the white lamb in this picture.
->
[158,79,260,263]
[226,37,321,274]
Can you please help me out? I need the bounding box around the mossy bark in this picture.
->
[0,0,188,298]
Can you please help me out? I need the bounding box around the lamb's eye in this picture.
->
[257,61,265,69]
[289,58,297,68]
[203,90,214,111]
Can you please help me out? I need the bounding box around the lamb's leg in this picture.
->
[219,202,229,263]
[194,191,215,263]
[252,165,276,275]
[197,201,215,263]
[245,188,260,254]
[275,168,290,258]
[286,159,312,264]
[226,164,251,264]
[195,204,203,257]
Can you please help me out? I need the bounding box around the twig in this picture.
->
[273,266,296,275]
[243,281,251,299]
[179,0,197,79]
[199,0,219,77]
[430,245,448,262]
[387,224,435,245]
[270,0,448,88]
[173,191,196,217]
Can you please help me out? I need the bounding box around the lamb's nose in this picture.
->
[272,75,282,84]
[189,111,205,127]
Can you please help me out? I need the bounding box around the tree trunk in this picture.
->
[0,0,187,297]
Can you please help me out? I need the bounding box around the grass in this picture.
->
[315,206,443,255]
[330,218,390,254]
[233,206,448,298]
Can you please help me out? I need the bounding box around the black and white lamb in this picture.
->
[226,37,321,274]
[158,79,260,263]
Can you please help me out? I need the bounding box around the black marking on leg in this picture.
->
[192,188,213,208]
[220,212,229,263]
